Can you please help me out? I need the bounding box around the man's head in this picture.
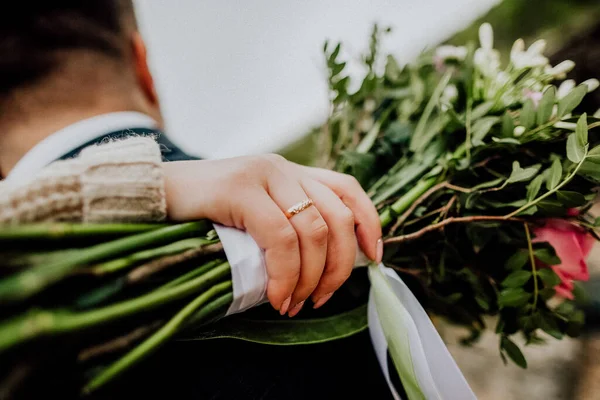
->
[0,1,162,127]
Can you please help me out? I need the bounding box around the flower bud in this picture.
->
[441,84,459,103]
[527,39,546,56]
[434,45,468,62]
[557,79,576,99]
[548,60,575,77]
[479,23,494,50]
[513,126,526,137]
[364,98,377,113]
[582,79,600,93]
[510,39,525,61]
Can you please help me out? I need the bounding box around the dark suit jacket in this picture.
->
[54,128,395,400]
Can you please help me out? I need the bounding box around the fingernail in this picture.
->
[288,301,305,318]
[376,238,383,263]
[313,292,334,309]
[280,296,292,315]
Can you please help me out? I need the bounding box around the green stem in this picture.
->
[0,222,210,304]
[379,177,437,227]
[356,107,393,154]
[91,238,213,275]
[184,292,234,328]
[524,224,538,311]
[156,259,224,291]
[0,262,230,353]
[0,223,165,241]
[465,98,473,159]
[504,154,587,218]
[82,281,233,395]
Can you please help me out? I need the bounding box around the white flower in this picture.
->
[474,48,501,77]
[557,79,576,99]
[435,45,468,62]
[364,98,377,113]
[527,39,546,56]
[510,39,525,63]
[479,23,494,50]
[554,121,577,130]
[441,84,459,103]
[582,79,600,93]
[513,126,526,137]
[547,60,575,78]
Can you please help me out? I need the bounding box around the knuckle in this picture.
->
[309,217,329,246]
[277,223,299,250]
[264,153,286,165]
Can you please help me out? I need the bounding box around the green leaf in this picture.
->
[538,312,563,340]
[566,133,585,163]
[502,111,515,138]
[537,199,567,215]
[537,268,561,287]
[471,116,500,146]
[517,205,538,216]
[471,177,505,191]
[498,288,532,308]
[558,85,587,118]
[533,247,561,265]
[539,287,556,300]
[576,113,589,147]
[521,99,536,129]
[577,160,600,183]
[527,175,544,202]
[586,144,600,164]
[183,304,368,345]
[546,158,562,190]
[501,271,532,288]
[471,101,495,119]
[556,191,586,207]
[507,161,541,184]
[537,86,556,125]
[501,336,528,368]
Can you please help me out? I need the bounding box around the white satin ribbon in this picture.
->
[214,224,476,399]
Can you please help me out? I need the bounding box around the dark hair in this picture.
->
[0,1,134,94]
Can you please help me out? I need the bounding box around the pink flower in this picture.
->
[533,219,595,299]
[523,89,543,108]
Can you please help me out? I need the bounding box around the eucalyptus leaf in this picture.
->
[537,87,556,125]
[546,158,562,190]
[558,85,587,118]
[501,336,527,368]
[566,133,585,163]
[556,191,586,207]
[502,111,515,138]
[471,116,500,146]
[507,161,541,184]
[527,175,544,202]
[520,99,536,129]
[576,113,588,147]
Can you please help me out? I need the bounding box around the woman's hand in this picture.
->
[163,155,382,316]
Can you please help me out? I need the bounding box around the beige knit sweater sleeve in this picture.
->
[0,137,167,224]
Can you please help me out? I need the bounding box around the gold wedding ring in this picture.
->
[285,198,314,219]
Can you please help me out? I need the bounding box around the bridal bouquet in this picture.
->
[1,23,599,397]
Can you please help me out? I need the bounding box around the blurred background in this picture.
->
[135,1,600,398]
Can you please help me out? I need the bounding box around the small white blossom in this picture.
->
[547,60,575,78]
[513,126,526,137]
[526,40,547,56]
[364,98,377,113]
[479,23,494,50]
[434,45,468,62]
[594,108,600,119]
[582,79,600,93]
[441,84,459,103]
[358,116,374,132]
[510,39,525,63]
[474,48,501,77]
[557,79,576,99]
[554,121,577,130]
